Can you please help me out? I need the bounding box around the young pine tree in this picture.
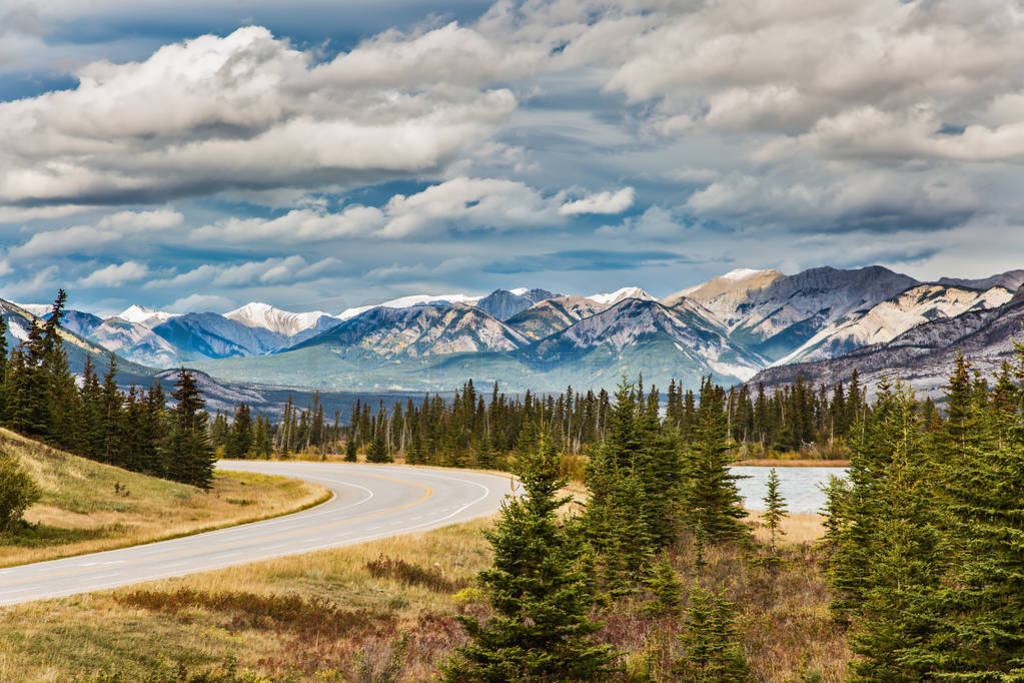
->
[583,380,654,592]
[674,586,750,682]
[761,468,788,557]
[644,555,684,616]
[443,428,618,681]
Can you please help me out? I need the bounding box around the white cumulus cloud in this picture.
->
[559,187,635,215]
[77,261,150,287]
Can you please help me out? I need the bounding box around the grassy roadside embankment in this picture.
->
[0,428,330,567]
[0,500,845,681]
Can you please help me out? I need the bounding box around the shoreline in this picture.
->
[733,458,850,467]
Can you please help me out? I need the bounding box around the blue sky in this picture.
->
[1,0,1023,316]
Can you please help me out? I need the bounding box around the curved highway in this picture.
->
[0,461,515,607]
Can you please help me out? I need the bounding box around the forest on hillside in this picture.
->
[0,291,217,488]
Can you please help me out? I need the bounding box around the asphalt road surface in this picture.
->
[0,461,516,607]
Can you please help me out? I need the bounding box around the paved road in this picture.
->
[0,461,515,607]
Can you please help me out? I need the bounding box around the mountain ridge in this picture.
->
[10,265,1024,394]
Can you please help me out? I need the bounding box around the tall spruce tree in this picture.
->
[163,368,216,489]
[682,377,748,544]
[225,403,253,459]
[443,428,617,681]
[930,345,1024,677]
[99,354,123,466]
[584,380,654,591]
[826,380,946,679]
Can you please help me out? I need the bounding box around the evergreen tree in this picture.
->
[366,407,392,463]
[761,468,787,557]
[443,429,618,681]
[141,381,166,475]
[930,345,1024,677]
[583,380,654,591]
[674,586,750,682]
[163,368,216,489]
[0,314,8,421]
[682,377,748,544]
[19,322,50,437]
[644,555,683,615]
[826,380,946,678]
[99,354,123,466]
[225,403,253,459]
[344,434,359,462]
[42,289,79,450]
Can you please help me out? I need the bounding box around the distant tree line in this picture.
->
[217,366,929,468]
[0,290,216,489]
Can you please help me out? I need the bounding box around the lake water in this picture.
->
[731,466,848,514]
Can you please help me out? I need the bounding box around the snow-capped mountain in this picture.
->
[119,304,176,328]
[151,313,289,359]
[679,266,919,361]
[338,293,482,321]
[505,295,609,340]
[12,302,53,317]
[60,310,105,338]
[294,303,529,358]
[89,317,182,368]
[586,286,655,305]
[15,265,1024,395]
[475,288,556,321]
[776,283,1014,365]
[225,302,338,337]
[749,285,1024,400]
[662,268,783,309]
[0,298,156,387]
[531,297,764,385]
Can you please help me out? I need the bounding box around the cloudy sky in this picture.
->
[1,0,1022,315]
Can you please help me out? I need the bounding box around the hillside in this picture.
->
[0,429,328,566]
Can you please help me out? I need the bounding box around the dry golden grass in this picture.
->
[0,517,497,681]
[749,511,827,545]
[0,429,330,567]
[0,505,847,681]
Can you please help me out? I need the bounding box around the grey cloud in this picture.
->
[484,248,695,274]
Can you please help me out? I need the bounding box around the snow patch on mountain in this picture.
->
[722,268,764,281]
[775,284,1014,366]
[119,304,175,327]
[338,293,481,320]
[586,287,653,305]
[12,302,51,317]
[90,317,181,367]
[225,302,336,337]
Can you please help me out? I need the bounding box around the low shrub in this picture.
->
[364,554,467,592]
